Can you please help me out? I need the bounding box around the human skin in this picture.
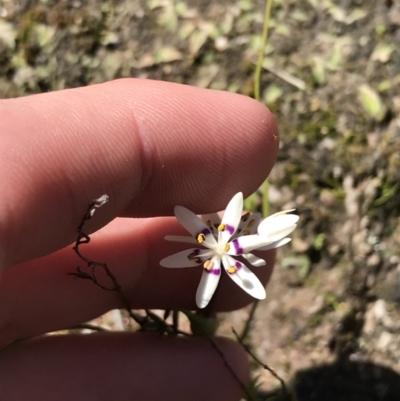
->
[0,79,279,400]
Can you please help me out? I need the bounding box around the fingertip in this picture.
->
[0,78,279,269]
[0,332,250,401]
[124,80,280,215]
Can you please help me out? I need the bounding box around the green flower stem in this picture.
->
[254,0,274,102]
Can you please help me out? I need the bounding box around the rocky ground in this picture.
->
[1,0,400,399]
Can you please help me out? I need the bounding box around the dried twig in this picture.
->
[69,195,147,326]
[207,336,253,400]
[238,300,260,343]
[0,338,26,358]
[232,327,288,398]
[261,64,306,91]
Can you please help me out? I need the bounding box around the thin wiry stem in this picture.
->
[232,327,288,398]
[254,0,274,101]
[238,299,259,343]
[0,338,26,358]
[263,179,270,218]
[254,0,274,216]
[70,195,148,327]
[207,336,253,400]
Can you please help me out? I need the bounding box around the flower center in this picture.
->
[213,242,230,256]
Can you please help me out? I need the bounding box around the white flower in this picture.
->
[160,193,298,309]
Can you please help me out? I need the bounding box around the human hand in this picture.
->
[0,79,278,400]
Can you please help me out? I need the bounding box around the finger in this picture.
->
[0,79,278,268]
[0,217,275,344]
[0,333,249,401]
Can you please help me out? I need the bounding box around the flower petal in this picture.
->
[218,192,243,244]
[174,205,217,246]
[200,213,220,238]
[258,237,292,251]
[160,249,207,268]
[222,255,266,299]
[232,212,262,240]
[242,253,266,267]
[259,224,297,243]
[258,212,299,241]
[196,256,222,308]
[241,212,262,234]
[228,235,273,255]
[263,209,296,219]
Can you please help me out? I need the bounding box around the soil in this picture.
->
[1,0,400,400]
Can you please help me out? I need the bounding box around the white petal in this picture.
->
[201,213,221,225]
[164,235,198,245]
[228,235,274,255]
[222,255,266,300]
[259,224,297,243]
[200,213,221,237]
[233,212,262,239]
[264,209,296,219]
[160,249,206,268]
[218,192,243,244]
[258,237,292,251]
[242,253,266,267]
[174,205,217,246]
[196,257,222,308]
[261,212,299,229]
[258,213,299,238]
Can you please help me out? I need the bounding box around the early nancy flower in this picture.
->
[160,193,298,309]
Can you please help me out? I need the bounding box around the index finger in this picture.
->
[0,79,278,267]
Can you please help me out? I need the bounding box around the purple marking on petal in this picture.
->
[188,249,203,263]
[225,224,235,235]
[207,268,221,276]
[197,227,212,237]
[235,261,242,270]
[231,239,243,255]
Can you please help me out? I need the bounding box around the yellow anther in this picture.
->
[217,223,226,232]
[247,219,256,228]
[224,244,230,252]
[227,266,238,274]
[203,260,214,271]
[197,233,206,243]
[241,212,250,222]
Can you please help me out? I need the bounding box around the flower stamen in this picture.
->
[241,212,250,222]
[227,266,238,274]
[203,260,214,271]
[197,233,206,243]
[188,252,201,263]
[247,219,256,228]
[217,223,226,231]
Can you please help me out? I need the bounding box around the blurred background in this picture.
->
[1,0,400,399]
